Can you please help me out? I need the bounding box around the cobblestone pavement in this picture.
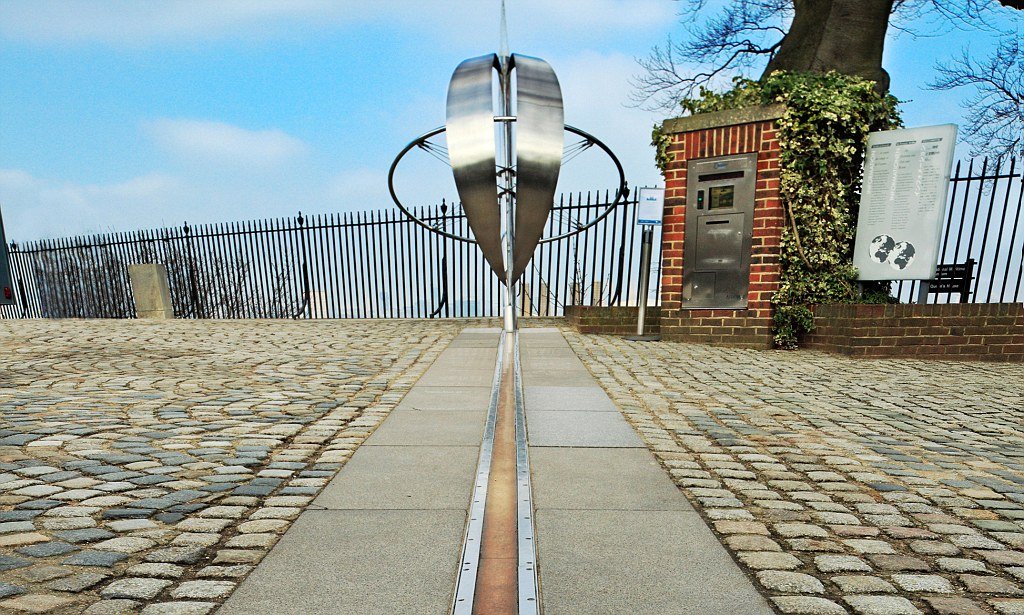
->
[569,330,1024,615]
[0,319,460,614]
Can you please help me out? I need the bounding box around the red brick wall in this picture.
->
[659,116,784,349]
[804,303,1024,362]
[564,305,660,336]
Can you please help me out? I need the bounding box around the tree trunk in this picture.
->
[763,0,896,91]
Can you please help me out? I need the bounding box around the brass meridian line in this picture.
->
[473,338,519,614]
[451,331,541,614]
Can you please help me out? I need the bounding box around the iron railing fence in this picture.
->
[0,189,663,320]
[894,156,1023,304]
[4,154,1019,321]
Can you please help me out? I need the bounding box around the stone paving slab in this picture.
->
[519,328,771,614]
[395,386,491,411]
[568,328,1024,615]
[524,385,619,412]
[217,509,465,615]
[536,509,772,615]
[521,370,602,387]
[530,448,691,510]
[0,319,463,614]
[218,327,497,613]
[447,328,502,348]
[416,366,495,388]
[364,409,487,447]
[310,445,478,510]
[526,411,646,448]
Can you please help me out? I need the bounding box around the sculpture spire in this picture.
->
[498,0,509,61]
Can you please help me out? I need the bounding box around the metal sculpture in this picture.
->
[389,52,628,330]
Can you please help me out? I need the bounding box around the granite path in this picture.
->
[0,319,460,614]
[570,330,1024,615]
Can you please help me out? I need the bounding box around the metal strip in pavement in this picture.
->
[513,332,540,615]
[452,330,505,615]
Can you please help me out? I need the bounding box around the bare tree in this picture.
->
[930,37,1024,158]
[634,0,1023,114]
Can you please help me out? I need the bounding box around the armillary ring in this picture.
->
[388,122,628,245]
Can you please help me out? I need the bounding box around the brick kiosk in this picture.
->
[658,105,786,348]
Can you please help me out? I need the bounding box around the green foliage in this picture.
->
[651,125,673,173]
[678,72,902,348]
[772,305,815,350]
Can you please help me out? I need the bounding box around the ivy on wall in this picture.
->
[653,71,901,348]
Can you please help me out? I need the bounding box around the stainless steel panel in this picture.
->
[446,54,505,279]
[687,272,717,304]
[682,154,757,309]
[510,54,563,283]
[695,213,744,270]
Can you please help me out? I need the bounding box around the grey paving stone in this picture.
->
[526,410,644,447]
[771,596,848,614]
[145,547,206,565]
[0,594,78,612]
[101,577,173,600]
[364,409,485,447]
[415,366,495,387]
[756,570,825,594]
[218,510,465,615]
[530,447,692,510]
[523,385,618,412]
[53,528,115,543]
[139,601,216,614]
[0,554,32,571]
[17,565,72,582]
[169,580,235,599]
[844,595,923,615]
[536,508,771,614]
[84,599,142,614]
[521,369,597,387]
[395,385,492,411]
[312,445,477,510]
[62,550,128,567]
[16,541,78,557]
[0,583,25,599]
[46,572,109,592]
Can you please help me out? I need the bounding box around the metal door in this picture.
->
[682,154,757,308]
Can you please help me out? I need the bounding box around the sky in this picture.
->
[0,0,1017,241]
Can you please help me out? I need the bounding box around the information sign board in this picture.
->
[853,124,957,280]
[637,187,665,226]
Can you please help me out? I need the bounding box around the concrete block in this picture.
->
[128,264,174,319]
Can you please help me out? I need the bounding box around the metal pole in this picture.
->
[626,226,660,341]
[499,54,516,332]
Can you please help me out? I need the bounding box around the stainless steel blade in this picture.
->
[446,53,505,279]
[510,54,563,283]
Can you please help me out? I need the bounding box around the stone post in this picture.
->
[128,264,175,320]
[538,281,550,317]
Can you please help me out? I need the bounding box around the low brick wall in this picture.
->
[804,303,1024,361]
[659,309,773,349]
[564,305,660,336]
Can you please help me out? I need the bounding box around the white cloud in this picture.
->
[0,0,673,46]
[0,169,182,240]
[144,119,308,168]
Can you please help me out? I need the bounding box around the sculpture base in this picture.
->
[623,334,661,342]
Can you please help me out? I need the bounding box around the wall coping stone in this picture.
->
[661,104,785,135]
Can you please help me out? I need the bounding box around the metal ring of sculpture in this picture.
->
[387,122,628,245]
